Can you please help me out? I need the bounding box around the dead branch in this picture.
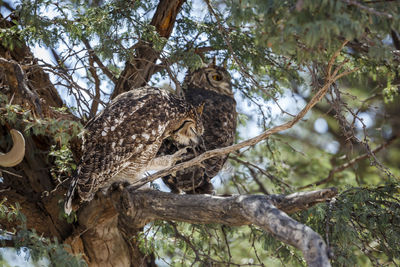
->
[114,188,337,267]
[82,39,118,84]
[75,187,336,266]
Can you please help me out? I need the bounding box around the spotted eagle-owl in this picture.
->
[158,65,237,194]
[64,87,204,214]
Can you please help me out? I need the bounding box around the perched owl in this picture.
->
[64,87,204,214]
[158,65,237,194]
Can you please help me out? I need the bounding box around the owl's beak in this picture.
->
[190,128,198,136]
[221,82,233,96]
[189,128,200,144]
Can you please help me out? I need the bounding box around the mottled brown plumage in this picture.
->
[159,66,237,194]
[64,87,204,214]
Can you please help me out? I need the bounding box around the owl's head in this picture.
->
[183,66,233,96]
[171,103,205,145]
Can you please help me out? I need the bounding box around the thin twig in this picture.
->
[82,39,118,84]
[0,169,23,178]
[340,0,394,19]
[230,155,291,189]
[298,134,399,189]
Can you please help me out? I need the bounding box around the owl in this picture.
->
[158,65,237,194]
[64,87,204,214]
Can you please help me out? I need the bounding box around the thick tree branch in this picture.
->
[0,57,42,116]
[115,188,337,267]
[75,187,336,266]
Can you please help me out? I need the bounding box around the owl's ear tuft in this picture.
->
[196,102,205,116]
[208,57,216,68]
[222,58,228,69]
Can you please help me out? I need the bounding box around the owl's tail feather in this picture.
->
[64,176,78,215]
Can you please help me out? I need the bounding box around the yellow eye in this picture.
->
[211,74,222,81]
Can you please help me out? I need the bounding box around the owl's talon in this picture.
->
[172,147,189,162]
[111,181,131,192]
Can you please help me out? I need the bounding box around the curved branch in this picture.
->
[0,129,25,167]
[75,187,336,266]
[116,188,336,266]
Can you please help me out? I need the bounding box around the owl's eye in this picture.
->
[211,74,222,81]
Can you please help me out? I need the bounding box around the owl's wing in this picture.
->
[64,118,137,214]
[65,89,166,213]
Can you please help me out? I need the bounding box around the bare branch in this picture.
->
[88,53,101,118]
[82,39,118,84]
[115,188,337,267]
[75,187,336,266]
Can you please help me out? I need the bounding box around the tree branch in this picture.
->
[0,57,42,116]
[115,188,337,267]
[88,53,101,118]
[75,187,336,266]
[340,0,394,19]
[82,39,118,84]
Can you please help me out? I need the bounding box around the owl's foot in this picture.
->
[149,147,191,171]
[171,147,189,163]
[110,181,131,192]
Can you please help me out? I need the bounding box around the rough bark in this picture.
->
[67,187,336,267]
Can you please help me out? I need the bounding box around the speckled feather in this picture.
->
[159,66,237,193]
[64,87,203,213]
